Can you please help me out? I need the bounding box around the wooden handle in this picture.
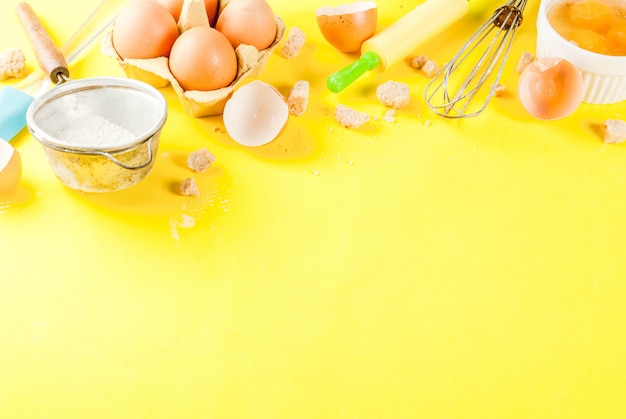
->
[16,2,69,84]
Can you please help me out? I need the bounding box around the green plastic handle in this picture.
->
[327,51,382,93]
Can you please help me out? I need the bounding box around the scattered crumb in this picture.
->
[376,80,410,109]
[421,60,440,78]
[287,80,309,116]
[424,120,432,127]
[280,27,306,59]
[169,218,181,241]
[383,109,397,123]
[187,148,216,173]
[179,214,196,228]
[179,177,200,196]
[494,83,506,97]
[602,119,626,144]
[0,48,26,80]
[409,55,428,70]
[334,104,370,129]
[516,51,535,73]
[169,215,196,241]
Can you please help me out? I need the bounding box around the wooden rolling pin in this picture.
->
[16,2,69,84]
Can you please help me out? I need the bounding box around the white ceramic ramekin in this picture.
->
[536,0,626,104]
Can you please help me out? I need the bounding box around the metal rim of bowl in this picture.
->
[26,77,168,156]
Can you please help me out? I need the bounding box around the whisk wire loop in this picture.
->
[424,0,528,118]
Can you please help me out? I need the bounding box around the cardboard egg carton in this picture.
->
[101,0,285,117]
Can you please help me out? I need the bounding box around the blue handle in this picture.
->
[0,87,34,142]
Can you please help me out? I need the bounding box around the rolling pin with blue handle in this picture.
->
[327,0,470,93]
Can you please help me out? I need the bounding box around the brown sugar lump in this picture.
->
[334,104,369,128]
[383,109,397,123]
[288,80,309,116]
[179,177,200,196]
[602,119,626,144]
[0,48,26,80]
[376,80,410,109]
[409,55,428,70]
[516,51,535,74]
[494,83,506,97]
[280,27,306,59]
[187,148,216,173]
[421,60,440,78]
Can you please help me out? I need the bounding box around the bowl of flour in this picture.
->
[26,77,167,192]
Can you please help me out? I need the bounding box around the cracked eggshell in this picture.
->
[0,140,21,195]
[102,0,285,117]
[223,80,289,147]
[316,1,377,53]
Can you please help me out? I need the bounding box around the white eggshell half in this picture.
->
[223,80,289,147]
[0,139,21,194]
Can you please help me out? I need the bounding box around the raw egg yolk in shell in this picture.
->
[517,57,584,120]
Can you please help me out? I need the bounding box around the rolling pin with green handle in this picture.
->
[327,0,470,93]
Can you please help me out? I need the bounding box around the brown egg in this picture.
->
[155,0,219,25]
[316,1,377,53]
[113,1,179,59]
[168,26,238,91]
[517,57,584,120]
[216,0,277,50]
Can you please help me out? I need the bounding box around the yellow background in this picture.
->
[2,0,626,417]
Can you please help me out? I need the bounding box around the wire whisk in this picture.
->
[424,0,528,118]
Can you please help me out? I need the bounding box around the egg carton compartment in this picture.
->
[101,0,286,117]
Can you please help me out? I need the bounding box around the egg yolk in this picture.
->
[548,0,626,55]
[569,28,609,53]
[568,0,614,31]
[607,22,626,52]
[529,67,566,106]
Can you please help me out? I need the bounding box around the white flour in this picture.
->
[55,114,135,147]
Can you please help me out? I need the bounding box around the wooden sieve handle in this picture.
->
[16,2,69,84]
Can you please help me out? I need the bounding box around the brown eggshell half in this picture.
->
[316,1,377,53]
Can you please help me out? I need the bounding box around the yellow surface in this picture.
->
[2,0,626,417]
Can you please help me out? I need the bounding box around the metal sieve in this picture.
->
[17,2,167,192]
[26,77,167,192]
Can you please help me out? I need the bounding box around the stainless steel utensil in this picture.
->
[424,0,528,118]
[18,1,167,192]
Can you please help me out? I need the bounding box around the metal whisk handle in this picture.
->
[494,4,525,29]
